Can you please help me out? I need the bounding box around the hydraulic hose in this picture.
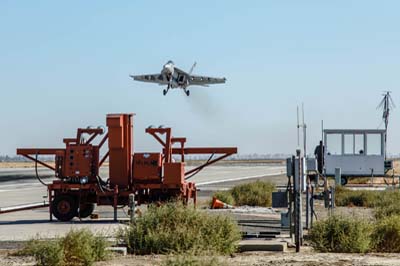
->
[35,153,48,186]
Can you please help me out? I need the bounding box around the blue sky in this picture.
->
[1,1,399,156]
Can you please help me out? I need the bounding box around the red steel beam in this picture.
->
[185,153,233,177]
[22,155,56,171]
[99,151,109,167]
[17,148,64,171]
[17,148,64,155]
[98,133,109,149]
[168,147,237,155]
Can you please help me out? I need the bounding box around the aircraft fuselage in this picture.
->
[161,61,187,89]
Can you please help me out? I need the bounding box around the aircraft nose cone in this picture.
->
[163,65,173,74]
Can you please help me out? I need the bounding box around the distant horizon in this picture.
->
[3,153,400,162]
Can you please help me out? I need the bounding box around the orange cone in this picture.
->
[211,197,234,209]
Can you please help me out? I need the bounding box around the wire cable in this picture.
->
[185,153,214,180]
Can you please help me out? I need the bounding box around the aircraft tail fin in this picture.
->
[189,62,197,75]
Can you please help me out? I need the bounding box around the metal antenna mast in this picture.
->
[302,103,307,157]
[377,91,395,159]
[296,104,307,156]
[297,107,300,147]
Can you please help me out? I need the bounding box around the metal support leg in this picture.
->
[335,168,341,186]
[370,169,374,187]
[306,183,310,230]
[129,193,135,223]
[48,188,53,222]
[310,185,314,228]
[330,186,335,215]
[113,185,119,222]
[294,151,302,252]
[194,188,197,207]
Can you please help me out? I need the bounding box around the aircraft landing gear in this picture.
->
[185,89,190,96]
[163,85,170,96]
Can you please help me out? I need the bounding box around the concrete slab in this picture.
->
[239,240,287,252]
[106,247,127,256]
[0,207,128,241]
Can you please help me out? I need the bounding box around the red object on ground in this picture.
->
[16,113,237,221]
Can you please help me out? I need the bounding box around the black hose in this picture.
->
[35,153,48,186]
[312,209,318,221]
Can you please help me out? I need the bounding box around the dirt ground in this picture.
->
[2,249,400,266]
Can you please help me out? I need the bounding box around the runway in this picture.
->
[0,164,285,241]
[0,164,285,208]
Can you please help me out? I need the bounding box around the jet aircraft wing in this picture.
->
[129,74,168,85]
[188,75,226,86]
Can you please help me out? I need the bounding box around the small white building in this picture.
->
[324,129,391,184]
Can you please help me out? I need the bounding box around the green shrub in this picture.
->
[91,235,109,261]
[374,190,400,219]
[212,191,235,206]
[372,215,400,252]
[117,201,241,255]
[19,239,64,266]
[309,215,372,253]
[230,181,275,207]
[34,241,64,266]
[62,229,108,266]
[18,229,109,266]
[335,187,379,207]
[210,181,275,207]
[334,188,400,219]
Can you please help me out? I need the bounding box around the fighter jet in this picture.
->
[130,61,226,96]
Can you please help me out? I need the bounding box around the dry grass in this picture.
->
[0,162,55,168]
[309,215,372,253]
[117,201,241,255]
[335,187,380,207]
[212,181,276,207]
[372,215,400,252]
[17,229,109,266]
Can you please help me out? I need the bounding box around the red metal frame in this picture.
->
[14,114,237,221]
[146,127,237,178]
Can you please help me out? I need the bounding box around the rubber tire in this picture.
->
[52,194,78,222]
[341,176,348,186]
[186,90,190,96]
[78,203,95,218]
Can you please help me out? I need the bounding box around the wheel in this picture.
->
[78,203,95,218]
[186,90,190,96]
[163,89,167,96]
[341,176,348,186]
[52,194,78,221]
